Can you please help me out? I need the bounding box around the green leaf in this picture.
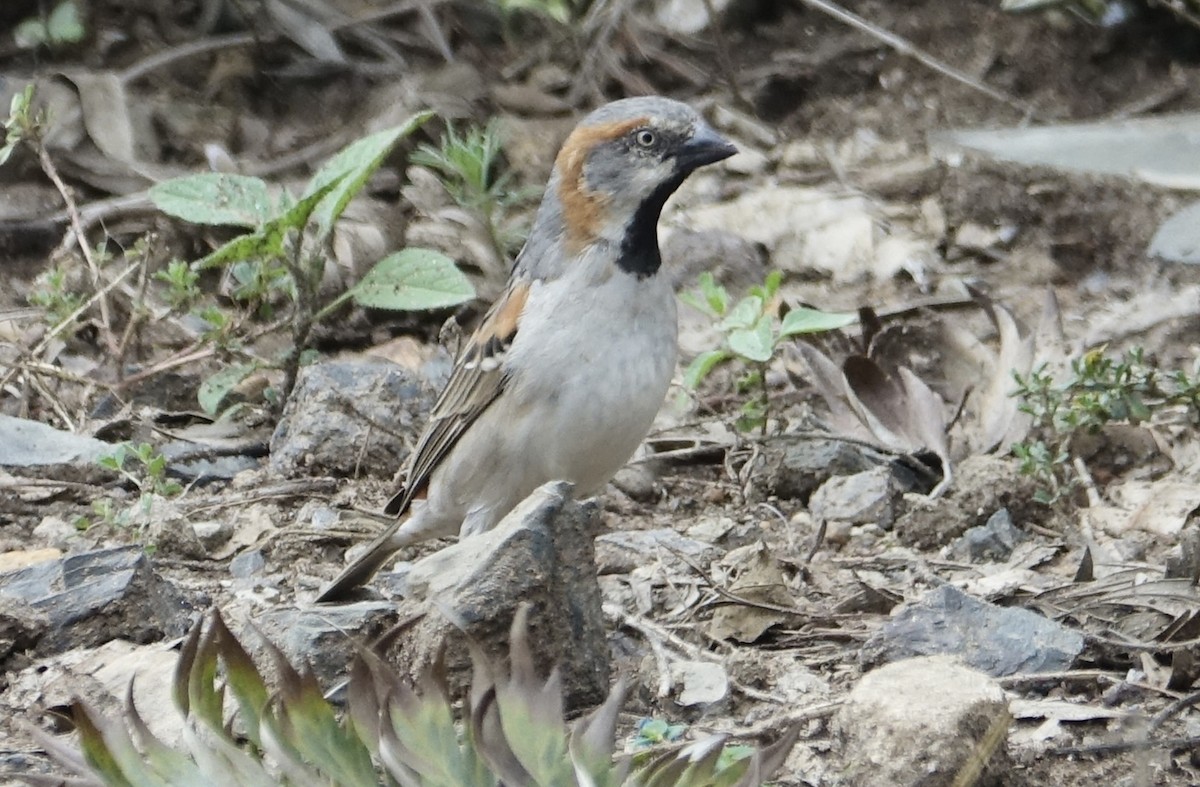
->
[683,349,731,389]
[727,315,774,363]
[306,112,435,238]
[350,248,474,311]
[778,307,857,338]
[14,0,86,48]
[198,363,257,415]
[190,178,344,270]
[718,295,763,332]
[750,270,782,301]
[699,272,729,315]
[150,174,274,228]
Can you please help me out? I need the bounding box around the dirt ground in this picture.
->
[4,0,1200,784]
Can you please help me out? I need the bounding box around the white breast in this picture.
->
[506,262,678,495]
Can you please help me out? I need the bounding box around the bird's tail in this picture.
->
[314,529,405,602]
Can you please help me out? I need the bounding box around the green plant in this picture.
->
[681,271,857,433]
[80,443,183,529]
[152,260,201,310]
[27,264,86,323]
[13,0,85,49]
[1,84,42,165]
[21,608,800,786]
[411,120,533,263]
[148,113,476,414]
[1012,347,1200,504]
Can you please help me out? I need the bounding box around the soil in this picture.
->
[4,1,1200,785]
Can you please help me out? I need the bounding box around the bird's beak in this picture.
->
[675,122,738,171]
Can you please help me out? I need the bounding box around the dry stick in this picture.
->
[35,145,120,358]
[788,0,1041,120]
[0,261,140,394]
[605,603,787,704]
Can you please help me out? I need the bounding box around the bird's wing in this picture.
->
[384,277,532,515]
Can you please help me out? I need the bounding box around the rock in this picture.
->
[0,597,48,672]
[834,655,1012,786]
[809,466,901,529]
[31,515,80,546]
[673,660,729,706]
[594,528,721,575]
[610,464,659,503]
[230,549,266,579]
[0,414,112,466]
[191,519,233,551]
[0,546,191,655]
[663,228,767,294]
[376,482,609,708]
[861,585,1084,677]
[269,360,437,479]
[950,508,1025,562]
[255,601,401,689]
[749,435,878,504]
[654,0,733,34]
[893,454,1045,550]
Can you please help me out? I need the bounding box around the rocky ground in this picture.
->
[3,1,1200,785]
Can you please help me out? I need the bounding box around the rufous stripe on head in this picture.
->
[555,117,647,253]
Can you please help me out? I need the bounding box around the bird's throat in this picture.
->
[615,172,688,278]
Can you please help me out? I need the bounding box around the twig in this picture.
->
[1072,456,1102,508]
[1148,687,1200,733]
[693,700,841,739]
[788,0,1041,119]
[36,145,120,357]
[604,603,787,704]
[606,603,673,697]
[0,261,139,394]
[1050,734,1200,757]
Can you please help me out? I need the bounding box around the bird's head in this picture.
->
[546,96,737,276]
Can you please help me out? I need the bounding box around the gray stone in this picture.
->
[809,466,900,528]
[255,601,400,689]
[610,464,659,503]
[749,436,878,503]
[269,360,437,478]
[834,655,1011,786]
[861,584,1084,677]
[594,528,722,575]
[230,549,266,578]
[952,508,1025,562]
[0,546,191,655]
[0,414,112,466]
[663,228,768,294]
[375,482,609,709]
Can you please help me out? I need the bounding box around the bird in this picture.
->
[315,96,736,602]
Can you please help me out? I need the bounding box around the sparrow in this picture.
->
[316,96,736,601]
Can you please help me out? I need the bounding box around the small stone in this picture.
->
[191,520,233,550]
[336,482,610,709]
[750,436,878,504]
[951,507,1025,562]
[861,584,1084,677]
[0,414,112,467]
[230,550,266,579]
[834,655,1012,786]
[32,516,80,546]
[0,546,190,655]
[611,465,659,503]
[255,602,400,689]
[269,360,437,479]
[673,660,729,706]
[809,466,900,528]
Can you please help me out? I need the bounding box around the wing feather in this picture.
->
[384,278,531,515]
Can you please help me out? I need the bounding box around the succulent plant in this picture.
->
[19,607,799,786]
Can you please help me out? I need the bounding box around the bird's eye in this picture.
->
[634,129,656,148]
